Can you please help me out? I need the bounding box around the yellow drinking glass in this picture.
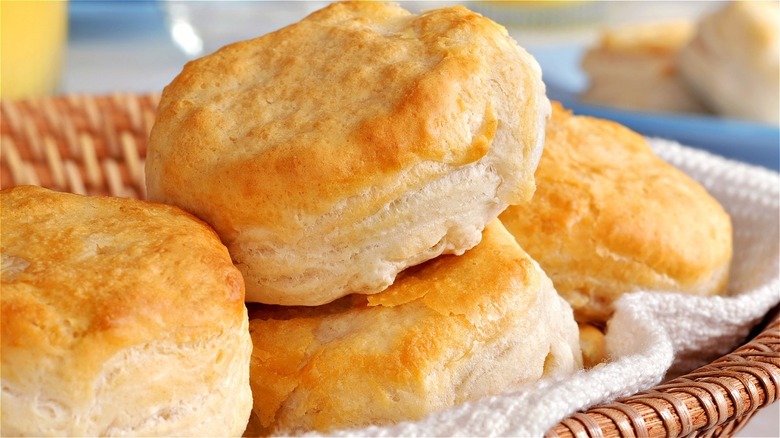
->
[1,0,68,99]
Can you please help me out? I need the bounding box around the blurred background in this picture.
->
[3,0,776,169]
[49,1,726,95]
[4,1,726,97]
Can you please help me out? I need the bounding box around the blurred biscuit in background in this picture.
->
[678,0,780,125]
[581,20,708,114]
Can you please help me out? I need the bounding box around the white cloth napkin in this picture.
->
[318,139,780,438]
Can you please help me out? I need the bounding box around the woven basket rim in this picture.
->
[1,93,778,437]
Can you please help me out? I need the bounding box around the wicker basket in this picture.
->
[1,94,778,437]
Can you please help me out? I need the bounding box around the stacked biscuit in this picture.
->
[146,2,583,434]
[581,1,779,125]
[1,2,734,436]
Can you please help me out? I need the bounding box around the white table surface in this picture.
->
[60,1,779,436]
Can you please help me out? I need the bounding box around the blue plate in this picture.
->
[528,45,780,171]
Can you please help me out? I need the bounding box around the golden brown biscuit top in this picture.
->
[515,103,732,290]
[365,220,536,325]
[148,2,540,236]
[1,186,245,396]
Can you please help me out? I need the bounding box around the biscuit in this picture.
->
[581,20,707,114]
[499,103,733,324]
[146,2,550,305]
[579,323,607,369]
[245,220,582,435]
[0,186,252,436]
[678,1,779,125]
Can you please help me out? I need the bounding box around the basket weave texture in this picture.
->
[1,94,778,437]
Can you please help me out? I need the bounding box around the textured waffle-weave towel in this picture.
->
[316,139,780,437]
